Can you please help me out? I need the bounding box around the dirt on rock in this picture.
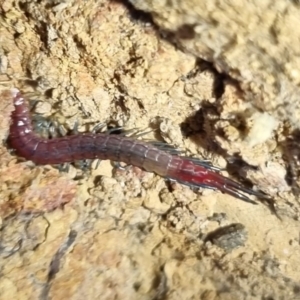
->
[0,1,300,299]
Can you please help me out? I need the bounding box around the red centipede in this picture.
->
[8,88,270,205]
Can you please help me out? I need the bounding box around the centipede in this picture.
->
[8,88,272,206]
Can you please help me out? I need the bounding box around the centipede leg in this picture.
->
[112,161,130,171]
[91,122,106,134]
[94,159,101,169]
[58,163,70,173]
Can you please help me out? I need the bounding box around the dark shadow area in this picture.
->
[110,0,156,27]
[111,0,198,47]
[280,128,300,196]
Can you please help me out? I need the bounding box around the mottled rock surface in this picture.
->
[130,0,300,129]
[0,1,300,299]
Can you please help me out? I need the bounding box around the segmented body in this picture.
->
[8,88,265,204]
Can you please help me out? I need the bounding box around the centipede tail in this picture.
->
[165,157,261,204]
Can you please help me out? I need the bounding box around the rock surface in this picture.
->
[130,0,300,129]
[0,0,300,299]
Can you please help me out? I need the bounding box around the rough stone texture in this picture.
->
[130,0,300,129]
[1,0,300,299]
